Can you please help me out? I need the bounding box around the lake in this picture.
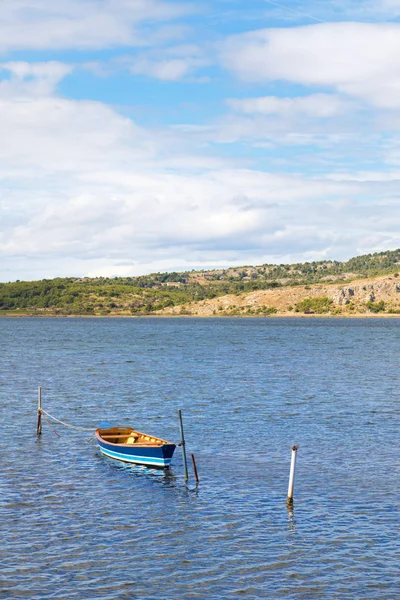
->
[1,317,399,599]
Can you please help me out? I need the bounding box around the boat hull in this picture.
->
[96,433,176,468]
[98,440,175,468]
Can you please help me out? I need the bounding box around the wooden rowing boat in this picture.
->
[95,424,176,468]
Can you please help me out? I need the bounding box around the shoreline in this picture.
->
[1,312,399,319]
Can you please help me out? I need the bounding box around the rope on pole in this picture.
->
[41,413,61,437]
[40,408,93,432]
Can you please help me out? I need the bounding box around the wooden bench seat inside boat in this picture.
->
[100,432,134,443]
[125,434,138,444]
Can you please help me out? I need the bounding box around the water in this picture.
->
[0,317,399,599]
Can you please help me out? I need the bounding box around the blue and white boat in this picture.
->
[95,424,176,468]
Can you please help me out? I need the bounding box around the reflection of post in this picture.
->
[287,445,298,504]
[286,502,296,531]
[191,453,199,484]
[36,386,42,436]
[178,409,188,481]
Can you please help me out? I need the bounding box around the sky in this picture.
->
[1,0,400,281]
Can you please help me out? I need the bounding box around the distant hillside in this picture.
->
[159,273,400,317]
[0,249,399,316]
[129,248,400,288]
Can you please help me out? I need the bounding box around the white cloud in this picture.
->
[0,95,153,174]
[1,4,400,281]
[0,0,191,54]
[0,61,73,98]
[262,0,400,22]
[221,22,400,108]
[128,44,208,81]
[227,94,348,118]
[345,0,400,18]
[1,60,400,280]
[131,57,192,81]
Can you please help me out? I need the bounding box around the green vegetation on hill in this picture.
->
[130,248,400,288]
[295,297,333,314]
[0,249,399,315]
[0,278,281,315]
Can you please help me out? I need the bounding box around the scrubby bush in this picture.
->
[295,297,332,314]
[366,300,385,313]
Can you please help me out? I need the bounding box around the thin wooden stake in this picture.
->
[287,445,298,504]
[191,453,199,484]
[36,386,42,436]
[178,409,188,481]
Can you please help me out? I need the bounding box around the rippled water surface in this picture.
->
[1,317,399,599]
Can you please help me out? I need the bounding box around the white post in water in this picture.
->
[36,386,42,435]
[287,445,298,503]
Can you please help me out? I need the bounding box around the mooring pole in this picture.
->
[287,445,298,504]
[191,453,199,484]
[178,409,189,481]
[36,386,42,435]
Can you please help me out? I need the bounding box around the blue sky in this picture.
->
[1,0,400,280]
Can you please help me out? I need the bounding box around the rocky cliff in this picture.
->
[158,274,400,316]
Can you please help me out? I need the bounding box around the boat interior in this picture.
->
[98,427,166,446]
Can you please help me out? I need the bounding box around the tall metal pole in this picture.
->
[36,386,42,435]
[178,409,188,481]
